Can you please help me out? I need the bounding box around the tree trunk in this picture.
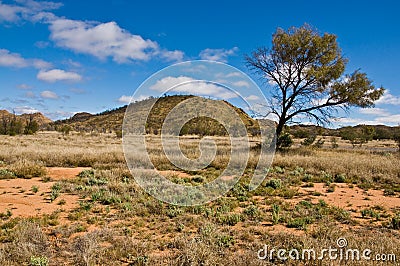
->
[276,119,285,137]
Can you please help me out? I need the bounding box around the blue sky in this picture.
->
[0,0,399,126]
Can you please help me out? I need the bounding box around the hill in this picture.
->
[288,124,400,140]
[51,95,262,136]
[0,110,52,126]
[0,110,52,135]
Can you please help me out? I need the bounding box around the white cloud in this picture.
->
[118,94,149,104]
[376,90,400,105]
[150,76,237,99]
[0,49,28,67]
[37,69,82,82]
[334,113,400,126]
[1,1,183,63]
[44,110,74,120]
[245,95,260,101]
[0,1,24,22]
[0,49,51,69]
[48,18,183,63]
[225,72,242,78]
[232,80,250,88]
[159,49,184,62]
[0,0,62,22]
[13,106,39,114]
[40,90,59,99]
[358,108,390,116]
[199,47,239,63]
[32,59,52,69]
[374,114,400,124]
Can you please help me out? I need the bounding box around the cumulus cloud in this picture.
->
[0,49,28,67]
[199,47,239,63]
[40,90,59,99]
[0,1,25,22]
[13,106,39,114]
[358,108,390,116]
[0,49,51,69]
[376,90,400,105]
[0,0,62,22]
[37,69,82,82]
[374,114,400,124]
[232,80,250,88]
[1,1,183,63]
[44,110,75,120]
[150,76,237,99]
[118,94,149,104]
[48,18,184,63]
[245,95,260,101]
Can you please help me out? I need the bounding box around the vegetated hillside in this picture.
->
[51,95,262,136]
[0,110,52,126]
[289,124,400,140]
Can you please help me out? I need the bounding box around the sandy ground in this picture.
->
[298,183,400,211]
[0,167,88,218]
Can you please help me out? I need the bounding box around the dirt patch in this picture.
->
[0,178,79,218]
[159,170,191,179]
[298,183,400,211]
[0,167,88,218]
[46,167,90,180]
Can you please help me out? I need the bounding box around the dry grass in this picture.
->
[0,132,399,265]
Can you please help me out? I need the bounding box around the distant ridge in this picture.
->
[0,110,52,126]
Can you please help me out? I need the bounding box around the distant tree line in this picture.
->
[0,113,39,136]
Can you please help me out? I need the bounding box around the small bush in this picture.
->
[301,134,316,146]
[243,205,259,219]
[29,255,49,266]
[265,178,282,189]
[9,160,46,179]
[50,183,61,202]
[0,168,16,179]
[271,204,281,225]
[392,214,400,230]
[334,173,346,183]
[216,235,235,247]
[218,213,242,226]
[31,186,39,193]
[277,133,293,148]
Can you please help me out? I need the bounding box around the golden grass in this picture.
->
[0,132,399,265]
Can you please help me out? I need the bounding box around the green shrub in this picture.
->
[31,185,39,193]
[218,213,242,226]
[277,132,293,148]
[334,173,346,183]
[216,235,235,247]
[29,255,49,266]
[301,134,316,146]
[243,205,259,219]
[266,178,282,189]
[271,204,281,225]
[50,183,61,202]
[0,168,16,179]
[166,206,183,218]
[392,214,400,229]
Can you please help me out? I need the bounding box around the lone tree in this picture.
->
[246,24,385,140]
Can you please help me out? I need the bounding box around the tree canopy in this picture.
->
[245,24,385,140]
